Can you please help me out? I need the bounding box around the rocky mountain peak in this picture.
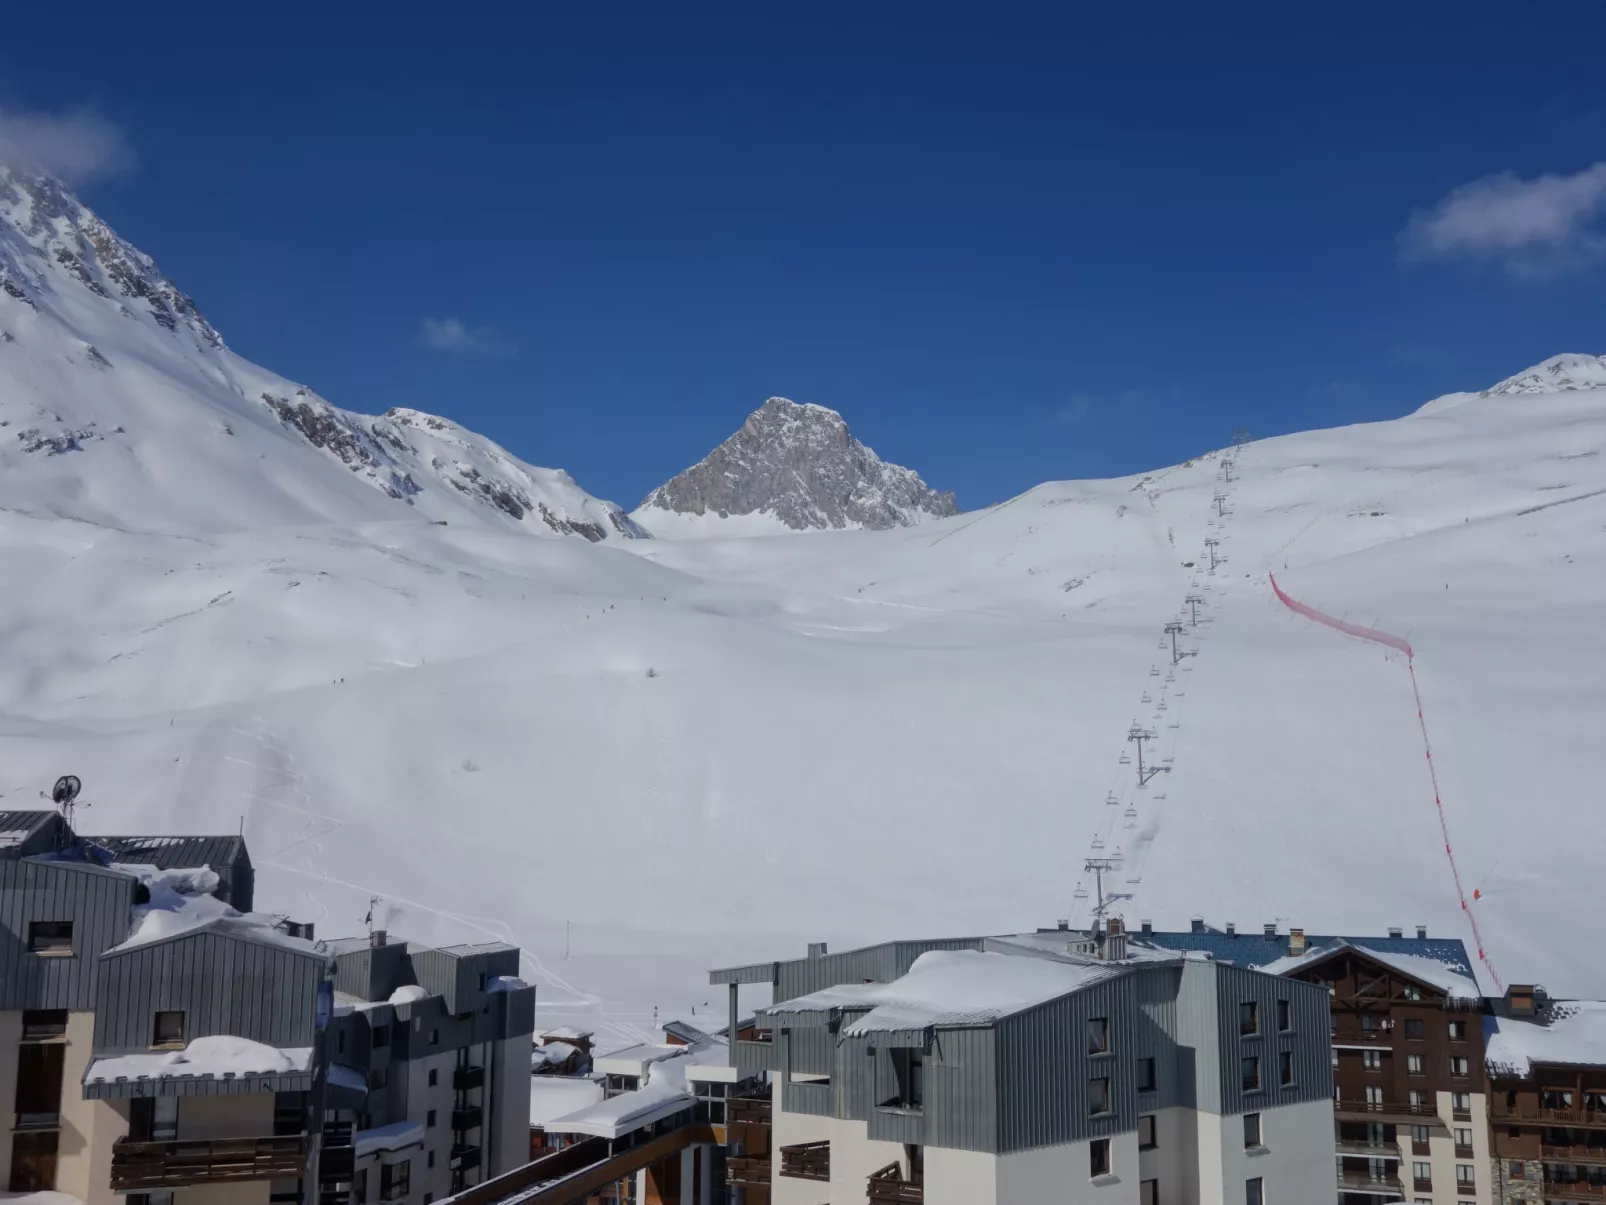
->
[1483,354,1606,397]
[635,396,957,533]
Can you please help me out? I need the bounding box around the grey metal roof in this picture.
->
[83,834,249,870]
[436,941,517,958]
[1135,925,1474,976]
[0,810,56,844]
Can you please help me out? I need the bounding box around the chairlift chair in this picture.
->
[1106,792,1119,806]
[1141,692,1152,703]
[1124,803,1137,818]
[1073,885,1089,900]
[1091,835,1105,850]
[1118,753,1131,764]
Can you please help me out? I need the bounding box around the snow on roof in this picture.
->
[1256,939,1480,1000]
[85,1037,313,1087]
[769,949,1121,1034]
[103,864,322,957]
[528,1075,605,1127]
[328,1063,367,1094]
[594,1042,700,1069]
[1487,1002,1606,1078]
[388,985,431,1005]
[489,974,529,992]
[541,1077,692,1139]
[0,1191,86,1205]
[541,1026,594,1041]
[355,1120,425,1158]
[532,1041,582,1068]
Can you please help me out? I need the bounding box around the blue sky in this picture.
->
[4,4,1606,509]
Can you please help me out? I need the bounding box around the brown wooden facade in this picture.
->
[1489,1044,1606,1202]
[1278,944,1487,1205]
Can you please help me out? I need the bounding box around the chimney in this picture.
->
[1387,927,1403,939]
[1056,918,1070,931]
[1416,926,1427,939]
[1226,922,1236,937]
[1288,928,1306,957]
[1140,920,1153,936]
[370,929,387,949]
[1191,917,1206,934]
[807,942,828,959]
[1506,985,1536,1017]
[1263,923,1276,938]
[1103,917,1128,962]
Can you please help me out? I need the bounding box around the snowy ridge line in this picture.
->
[1265,574,1502,991]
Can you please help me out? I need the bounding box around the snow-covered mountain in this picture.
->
[2,160,1603,1040]
[0,166,640,540]
[633,396,957,536]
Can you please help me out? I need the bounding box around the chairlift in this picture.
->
[1106,792,1120,806]
[1165,672,1175,683]
[1091,835,1105,851]
[1157,702,1167,711]
[1141,692,1152,703]
[1153,793,1167,801]
[1118,753,1131,764]
[1124,803,1137,818]
[1149,666,1160,677]
[1073,885,1089,900]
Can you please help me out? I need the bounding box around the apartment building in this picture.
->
[325,932,536,1204]
[1139,920,1492,1205]
[0,807,329,1204]
[711,919,1335,1205]
[1484,987,1606,1205]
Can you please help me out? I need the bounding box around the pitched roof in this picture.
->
[1486,1002,1606,1077]
[1254,939,1480,1000]
[1136,927,1475,978]
[83,834,249,870]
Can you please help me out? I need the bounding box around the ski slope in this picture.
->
[2,360,1604,1041]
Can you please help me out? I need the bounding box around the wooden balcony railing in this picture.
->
[727,1094,773,1127]
[725,1155,771,1187]
[779,1140,830,1182]
[1542,1145,1606,1166]
[1543,1179,1606,1199]
[1334,1098,1437,1121]
[110,1134,309,1191]
[868,1162,923,1203]
[1335,1140,1399,1159]
[1494,1105,1606,1127]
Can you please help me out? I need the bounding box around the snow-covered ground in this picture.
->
[3,165,1603,1043]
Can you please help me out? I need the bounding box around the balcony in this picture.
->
[725,1155,771,1187]
[1334,1098,1437,1123]
[454,1065,485,1092]
[109,1134,309,1192]
[453,1105,483,1131]
[868,1162,923,1203]
[1542,1145,1606,1166]
[1336,1171,1403,1195]
[1335,1141,1400,1159]
[1496,1104,1606,1127]
[450,1143,482,1173]
[1544,1179,1606,1199]
[779,1140,829,1182]
[727,1094,773,1127]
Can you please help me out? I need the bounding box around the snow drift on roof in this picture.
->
[85,1036,312,1085]
[104,863,321,956]
[355,1120,425,1158]
[388,985,431,1004]
[528,1076,605,1127]
[1486,1001,1606,1078]
[770,949,1120,1034]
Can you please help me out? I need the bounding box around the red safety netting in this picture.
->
[1267,575,1502,990]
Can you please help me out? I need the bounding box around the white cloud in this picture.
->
[419,316,514,355]
[1401,162,1606,278]
[0,108,134,185]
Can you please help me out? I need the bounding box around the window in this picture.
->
[1090,1137,1110,1178]
[1406,1054,1423,1074]
[337,1030,346,1055]
[1279,1050,1294,1087]
[477,972,488,991]
[1454,1127,1472,1150]
[369,1066,388,1090]
[1137,1056,1156,1092]
[1413,1161,1432,1184]
[27,921,73,955]
[1241,1055,1264,1091]
[1276,999,1290,1031]
[1088,1076,1111,1116]
[1456,1164,1475,1186]
[1366,1085,1384,1105]
[430,1028,440,1046]
[21,1010,67,1040]
[1240,1001,1259,1036]
[1411,1124,1430,1148]
[356,1169,367,1204]
[1404,1018,1424,1039]
[1087,1017,1110,1054]
[1447,1020,1466,1041]
[1363,1049,1381,1070]
[889,1049,925,1110]
[1245,1175,1263,1205]
[1449,1056,1469,1078]
[16,1043,65,1127]
[1141,1180,1158,1205]
[427,1109,437,1128]
[1403,985,1421,1000]
[424,1196,433,1205]
[152,1011,185,1048]
[427,1151,435,1168]
[380,1159,411,1201]
[1138,1114,1157,1150]
[428,1068,438,1087]
[1508,1161,1524,1180]
[1408,1089,1426,1109]
[1243,1112,1261,1148]
[1360,1014,1379,1032]
[1331,1048,1339,1068]
[372,1024,390,1050]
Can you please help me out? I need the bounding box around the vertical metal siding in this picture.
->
[924,1027,998,1153]
[0,859,136,1010]
[1212,963,1333,1116]
[94,931,325,1054]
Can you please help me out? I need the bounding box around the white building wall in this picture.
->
[923,1143,997,1205]
[770,1086,832,1205]
[1140,1106,1199,1205]
[1205,1098,1333,1205]
[996,1131,1138,1204]
[404,1047,457,1203]
[1429,1090,1492,1205]
[827,1116,906,1203]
